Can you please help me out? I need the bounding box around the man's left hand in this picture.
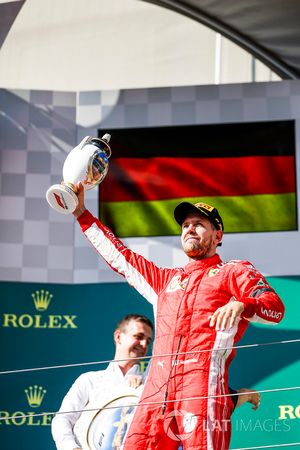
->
[128,375,143,389]
[210,301,245,331]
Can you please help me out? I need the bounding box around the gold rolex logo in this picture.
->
[2,288,78,330]
[31,290,53,311]
[24,385,47,408]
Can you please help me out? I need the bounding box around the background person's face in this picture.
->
[117,320,153,360]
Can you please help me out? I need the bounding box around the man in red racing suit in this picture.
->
[73,189,284,450]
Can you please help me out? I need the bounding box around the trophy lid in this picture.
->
[101,133,111,143]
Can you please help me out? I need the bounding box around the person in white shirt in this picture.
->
[51,314,153,450]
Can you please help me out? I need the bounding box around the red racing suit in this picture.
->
[78,210,284,450]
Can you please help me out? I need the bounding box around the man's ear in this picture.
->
[114,329,121,345]
[215,229,223,245]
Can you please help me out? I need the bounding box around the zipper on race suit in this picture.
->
[161,334,183,415]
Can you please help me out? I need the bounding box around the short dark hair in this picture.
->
[115,314,154,333]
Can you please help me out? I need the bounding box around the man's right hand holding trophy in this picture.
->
[46,133,111,214]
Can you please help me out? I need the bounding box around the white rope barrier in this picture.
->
[1,337,299,375]
[1,384,299,422]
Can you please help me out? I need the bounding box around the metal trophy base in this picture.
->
[46,184,78,214]
[73,388,141,450]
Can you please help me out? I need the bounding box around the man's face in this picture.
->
[181,212,222,259]
[116,320,153,360]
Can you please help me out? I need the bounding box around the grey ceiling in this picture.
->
[1,1,300,80]
[143,0,300,79]
[0,1,25,49]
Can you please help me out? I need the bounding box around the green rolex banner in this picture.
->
[99,121,296,237]
[229,276,300,449]
[0,281,153,450]
[1,277,300,450]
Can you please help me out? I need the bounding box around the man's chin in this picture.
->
[184,247,204,258]
[130,351,145,359]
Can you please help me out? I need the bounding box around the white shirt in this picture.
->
[51,363,142,450]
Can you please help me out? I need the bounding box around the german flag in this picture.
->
[99,121,297,237]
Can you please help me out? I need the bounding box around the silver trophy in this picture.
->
[46,134,111,214]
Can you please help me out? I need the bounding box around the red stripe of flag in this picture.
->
[102,155,295,202]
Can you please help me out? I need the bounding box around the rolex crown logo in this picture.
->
[25,385,47,408]
[32,290,53,311]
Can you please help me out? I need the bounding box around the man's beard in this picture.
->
[183,236,213,259]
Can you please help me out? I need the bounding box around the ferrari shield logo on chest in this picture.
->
[208,268,220,277]
[166,275,188,292]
